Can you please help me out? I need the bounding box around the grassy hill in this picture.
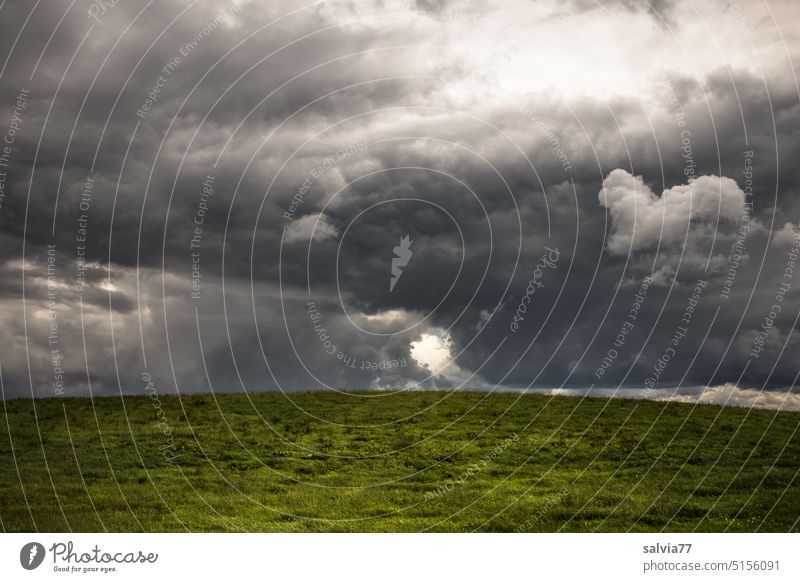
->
[1,391,798,532]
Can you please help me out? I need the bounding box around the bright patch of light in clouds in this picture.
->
[410,330,453,374]
[391,0,793,103]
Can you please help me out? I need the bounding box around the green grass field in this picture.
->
[1,391,798,532]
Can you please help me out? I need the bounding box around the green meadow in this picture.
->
[1,391,798,532]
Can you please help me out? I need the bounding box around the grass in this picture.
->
[0,390,798,532]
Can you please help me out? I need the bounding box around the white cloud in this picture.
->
[531,383,800,412]
[682,383,800,412]
[284,213,338,244]
[599,169,746,255]
[771,222,800,247]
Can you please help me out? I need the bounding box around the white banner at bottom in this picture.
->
[1,533,797,581]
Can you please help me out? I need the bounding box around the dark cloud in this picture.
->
[568,0,678,26]
[0,0,798,406]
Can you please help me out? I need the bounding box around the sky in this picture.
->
[0,0,799,410]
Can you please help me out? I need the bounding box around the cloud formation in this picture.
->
[599,169,746,255]
[0,0,797,410]
[284,212,338,243]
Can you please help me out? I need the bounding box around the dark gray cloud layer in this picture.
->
[0,0,798,408]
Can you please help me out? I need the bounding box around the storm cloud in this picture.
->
[0,0,798,409]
